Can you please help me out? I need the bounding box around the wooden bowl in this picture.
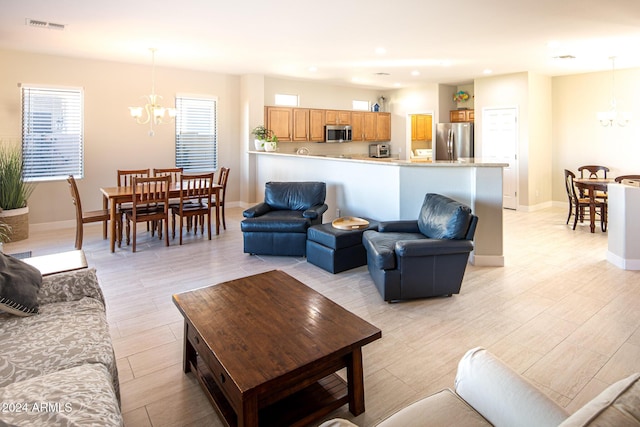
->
[332,217,370,230]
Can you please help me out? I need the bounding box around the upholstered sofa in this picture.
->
[0,260,122,426]
[363,193,478,301]
[320,347,640,427]
[241,181,328,256]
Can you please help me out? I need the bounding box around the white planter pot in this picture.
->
[254,139,265,151]
[264,141,277,152]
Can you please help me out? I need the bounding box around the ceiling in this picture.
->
[2,0,640,89]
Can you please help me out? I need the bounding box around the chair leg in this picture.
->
[164,218,169,247]
[75,222,83,250]
[103,219,108,240]
[132,220,137,253]
[222,204,226,230]
[566,203,572,224]
[572,206,579,230]
[207,212,212,240]
[179,215,184,245]
[601,205,607,232]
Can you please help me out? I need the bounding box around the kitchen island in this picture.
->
[249,151,507,266]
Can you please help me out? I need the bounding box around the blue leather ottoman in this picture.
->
[306,219,378,273]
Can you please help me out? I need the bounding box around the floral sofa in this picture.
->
[0,259,122,426]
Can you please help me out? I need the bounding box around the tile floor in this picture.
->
[3,206,639,426]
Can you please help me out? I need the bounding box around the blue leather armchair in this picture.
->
[241,182,328,256]
[363,193,478,302]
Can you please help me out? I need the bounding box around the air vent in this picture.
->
[25,18,66,31]
[374,72,391,76]
[553,55,576,60]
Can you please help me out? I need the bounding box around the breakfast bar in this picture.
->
[249,151,507,267]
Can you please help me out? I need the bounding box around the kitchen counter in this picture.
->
[249,150,506,266]
[249,150,508,168]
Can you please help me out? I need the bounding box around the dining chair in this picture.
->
[615,175,640,183]
[116,169,150,245]
[152,167,184,232]
[564,169,606,231]
[578,165,610,201]
[67,175,112,250]
[213,167,230,230]
[124,176,170,252]
[171,173,214,245]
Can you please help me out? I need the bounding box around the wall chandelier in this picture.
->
[129,48,177,136]
[596,56,631,127]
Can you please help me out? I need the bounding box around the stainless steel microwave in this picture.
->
[325,125,352,143]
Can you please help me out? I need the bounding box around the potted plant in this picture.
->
[0,221,10,253]
[251,126,278,151]
[0,141,35,242]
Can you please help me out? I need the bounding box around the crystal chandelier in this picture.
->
[597,56,632,127]
[129,48,177,136]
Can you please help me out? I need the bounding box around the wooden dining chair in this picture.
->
[171,173,214,245]
[578,165,609,201]
[116,169,150,245]
[615,175,640,183]
[124,176,170,252]
[153,167,183,183]
[213,167,230,230]
[67,175,113,250]
[564,169,606,231]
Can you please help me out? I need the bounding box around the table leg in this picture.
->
[347,347,365,415]
[215,188,220,235]
[109,198,117,252]
[103,195,108,239]
[589,194,596,233]
[183,322,196,374]
[238,396,259,427]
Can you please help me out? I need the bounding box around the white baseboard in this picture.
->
[607,251,640,270]
[469,253,504,267]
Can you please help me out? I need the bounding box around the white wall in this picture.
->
[0,48,241,225]
[552,67,640,202]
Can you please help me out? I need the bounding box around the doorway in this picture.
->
[482,107,518,210]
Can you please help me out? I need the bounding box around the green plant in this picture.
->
[251,125,271,141]
[0,142,35,210]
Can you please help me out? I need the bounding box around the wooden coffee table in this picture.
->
[172,270,381,427]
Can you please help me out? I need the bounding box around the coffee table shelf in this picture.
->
[194,357,348,427]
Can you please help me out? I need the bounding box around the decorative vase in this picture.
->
[0,207,29,242]
[264,141,277,152]
[254,139,265,151]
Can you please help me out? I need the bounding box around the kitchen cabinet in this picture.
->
[376,112,391,141]
[265,107,390,142]
[325,110,351,125]
[267,107,324,142]
[450,109,474,123]
[266,107,293,141]
[412,114,432,141]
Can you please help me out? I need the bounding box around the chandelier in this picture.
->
[129,48,177,136]
[596,56,632,127]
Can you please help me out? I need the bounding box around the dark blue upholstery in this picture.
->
[362,193,478,302]
[241,182,328,256]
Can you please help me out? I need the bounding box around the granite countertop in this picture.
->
[248,150,508,167]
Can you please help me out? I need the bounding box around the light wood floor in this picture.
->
[4,206,639,426]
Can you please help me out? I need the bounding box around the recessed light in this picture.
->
[483,69,493,75]
[394,83,401,87]
[411,70,420,76]
[308,66,318,72]
[375,47,386,55]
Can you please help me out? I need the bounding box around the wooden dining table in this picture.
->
[573,177,613,233]
[100,182,222,253]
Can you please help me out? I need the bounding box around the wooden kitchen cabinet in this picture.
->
[376,112,391,141]
[308,109,325,141]
[450,109,474,123]
[266,107,293,141]
[325,110,351,125]
[351,112,365,141]
[363,112,377,141]
[292,109,309,142]
[412,114,432,141]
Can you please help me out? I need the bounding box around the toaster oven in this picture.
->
[369,143,390,158]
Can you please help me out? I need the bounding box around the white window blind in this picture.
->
[21,85,84,181]
[175,96,217,173]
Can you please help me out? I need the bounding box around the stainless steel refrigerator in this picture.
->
[435,123,474,161]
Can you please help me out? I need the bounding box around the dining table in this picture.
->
[573,177,613,233]
[100,182,222,253]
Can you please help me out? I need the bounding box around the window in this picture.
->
[274,93,299,107]
[175,96,217,173]
[352,100,370,111]
[21,85,83,181]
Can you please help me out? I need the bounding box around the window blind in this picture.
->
[175,96,217,173]
[21,86,84,181]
